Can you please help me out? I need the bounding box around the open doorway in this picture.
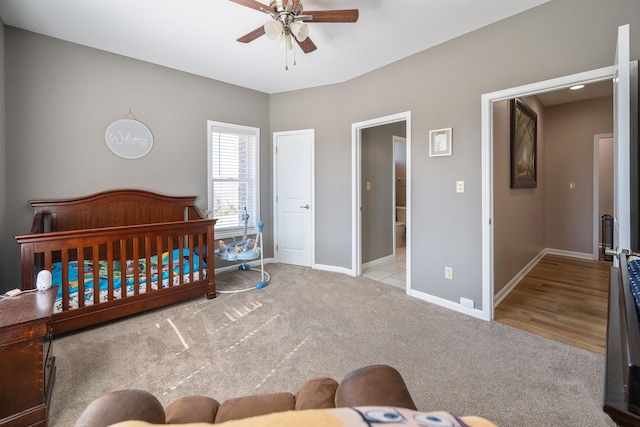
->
[595,133,614,260]
[359,129,407,289]
[351,112,412,294]
[480,65,618,321]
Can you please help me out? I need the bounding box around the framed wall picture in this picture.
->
[510,98,537,188]
[429,127,452,157]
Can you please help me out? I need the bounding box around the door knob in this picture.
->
[300,204,310,209]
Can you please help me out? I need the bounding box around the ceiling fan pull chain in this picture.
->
[285,47,289,70]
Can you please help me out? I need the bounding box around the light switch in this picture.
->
[569,182,576,190]
[456,181,464,193]
[366,181,371,191]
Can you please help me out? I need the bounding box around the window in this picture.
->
[207,121,260,240]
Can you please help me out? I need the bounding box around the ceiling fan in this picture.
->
[230,0,359,54]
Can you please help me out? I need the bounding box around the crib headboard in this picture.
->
[29,189,206,233]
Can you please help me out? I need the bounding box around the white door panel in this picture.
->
[274,130,314,266]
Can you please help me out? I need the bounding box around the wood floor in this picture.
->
[494,254,612,355]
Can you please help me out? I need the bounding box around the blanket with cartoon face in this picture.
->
[108,407,496,427]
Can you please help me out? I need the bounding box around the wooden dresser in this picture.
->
[0,288,56,427]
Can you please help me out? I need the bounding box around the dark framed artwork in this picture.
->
[510,98,537,188]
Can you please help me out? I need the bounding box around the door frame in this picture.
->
[273,129,315,267]
[481,65,617,321]
[351,111,412,291]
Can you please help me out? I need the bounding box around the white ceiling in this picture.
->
[0,0,553,94]
[536,79,613,107]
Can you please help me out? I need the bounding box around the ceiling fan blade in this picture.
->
[237,26,266,43]
[296,37,317,53]
[303,9,359,23]
[230,0,270,13]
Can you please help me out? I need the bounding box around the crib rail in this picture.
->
[15,219,216,333]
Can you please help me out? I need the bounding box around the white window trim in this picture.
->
[207,120,260,241]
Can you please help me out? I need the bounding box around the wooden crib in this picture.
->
[14,189,216,335]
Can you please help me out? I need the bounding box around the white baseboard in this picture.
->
[544,247,595,260]
[410,288,487,320]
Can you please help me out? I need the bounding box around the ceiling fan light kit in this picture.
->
[231,0,358,67]
[264,20,283,40]
[290,21,309,42]
[278,34,293,50]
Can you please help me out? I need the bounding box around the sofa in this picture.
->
[74,365,496,427]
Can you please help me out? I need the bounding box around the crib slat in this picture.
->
[44,252,52,274]
[62,250,69,311]
[92,245,100,305]
[106,241,114,301]
[143,236,150,294]
[188,234,195,284]
[156,236,164,289]
[132,238,140,295]
[178,235,184,282]
[168,239,174,286]
[77,248,85,308]
[196,233,203,280]
[120,239,127,299]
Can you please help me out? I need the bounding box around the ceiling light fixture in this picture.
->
[232,0,359,69]
[262,1,309,69]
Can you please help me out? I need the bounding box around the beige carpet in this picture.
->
[51,263,614,426]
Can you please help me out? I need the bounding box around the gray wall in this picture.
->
[545,96,614,253]
[493,97,546,293]
[2,27,270,292]
[269,0,640,310]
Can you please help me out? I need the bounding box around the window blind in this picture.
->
[209,123,258,238]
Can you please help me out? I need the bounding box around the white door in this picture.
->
[613,24,631,255]
[274,129,314,266]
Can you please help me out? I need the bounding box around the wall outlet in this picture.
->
[460,297,475,309]
[456,181,464,193]
[444,267,453,280]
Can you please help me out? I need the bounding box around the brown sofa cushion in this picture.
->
[294,376,339,410]
[165,395,220,423]
[334,365,417,410]
[74,389,165,427]
[214,392,295,423]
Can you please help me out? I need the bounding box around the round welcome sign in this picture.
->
[105,118,154,159]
